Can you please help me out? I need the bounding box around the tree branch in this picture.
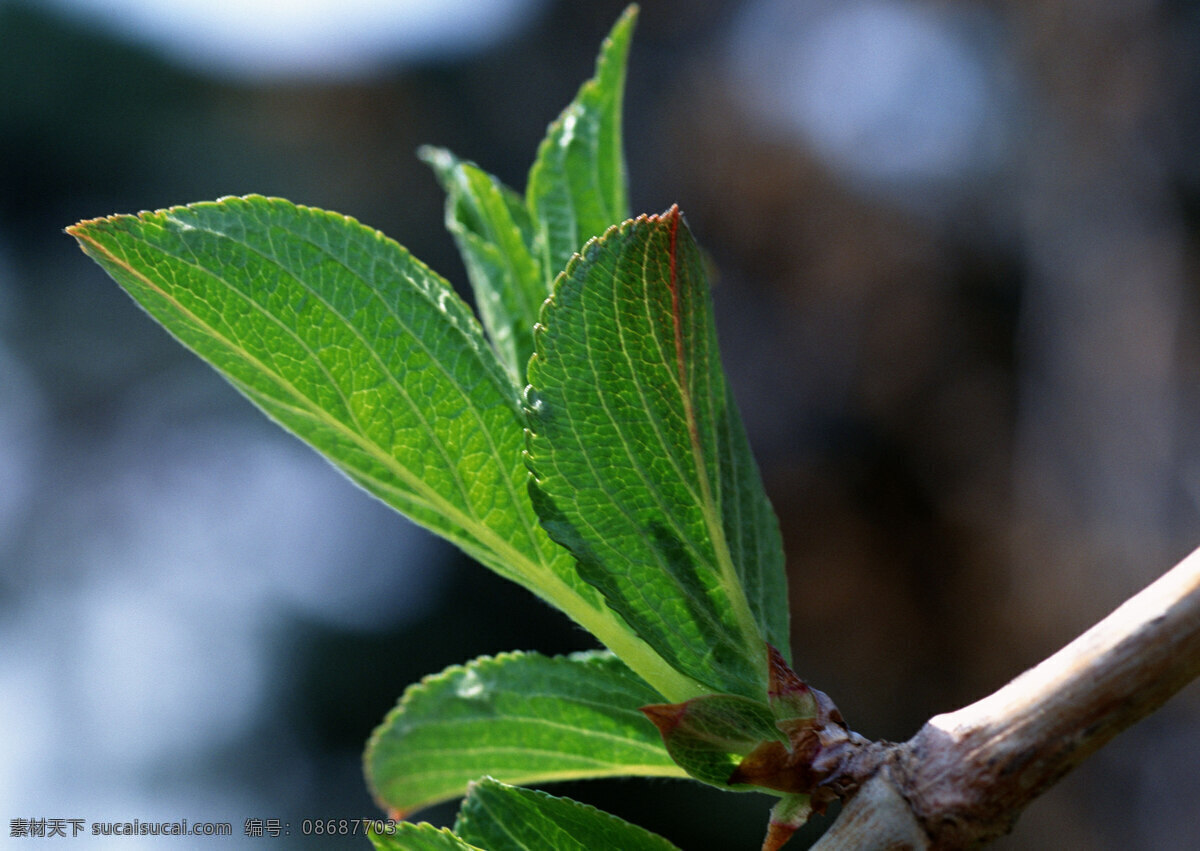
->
[812,545,1200,849]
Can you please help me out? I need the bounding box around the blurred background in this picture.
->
[3,0,1199,847]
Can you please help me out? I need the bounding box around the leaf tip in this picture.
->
[760,794,814,851]
[641,204,681,227]
[767,644,817,721]
[640,702,686,737]
[418,145,461,185]
[761,823,797,851]
[65,213,117,242]
[416,144,446,165]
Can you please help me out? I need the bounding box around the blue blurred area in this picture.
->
[3,0,1200,847]
[730,0,1013,202]
[41,0,548,80]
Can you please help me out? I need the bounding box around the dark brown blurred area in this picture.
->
[654,1,1200,846]
[5,0,1199,847]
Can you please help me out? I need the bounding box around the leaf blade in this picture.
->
[527,5,635,287]
[525,208,789,700]
[68,197,705,703]
[365,651,685,818]
[422,146,546,377]
[455,778,680,851]
[641,693,782,788]
[70,197,533,577]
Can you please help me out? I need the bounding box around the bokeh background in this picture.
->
[4,0,1200,847]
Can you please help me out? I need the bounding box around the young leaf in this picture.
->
[369,823,482,851]
[527,5,635,288]
[455,778,680,851]
[766,644,819,723]
[640,693,782,788]
[421,146,545,377]
[67,196,703,703]
[728,648,862,810]
[366,651,685,818]
[525,208,789,701]
[763,794,815,851]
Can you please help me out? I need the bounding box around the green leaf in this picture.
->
[641,694,782,788]
[455,778,680,851]
[67,196,704,703]
[527,5,634,288]
[366,651,686,817]
[763,794,815,851]
[525,208,789,701]
[69,195,525,577]
[369,823,483,851]
[766,644,819,723]
[421,146,546,378]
